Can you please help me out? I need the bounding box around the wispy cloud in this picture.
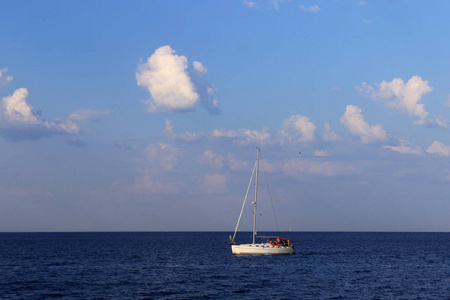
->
[132,175,179,194]
[358,1,368,7]
[199,150,249,171]
[445,94,450,108]
[210,127,272,146]
[67,109,112,122]
[66,138,87,148]
[0,67,13,87]
[165,119,200,142]
[242,0,257,8]
[383,140,422,155]
[299,4,321,13]
[322,122,341,142]
[144,142,180,171]
[340,105,386,143]
[271,0,290,10]
[314,149,331,157]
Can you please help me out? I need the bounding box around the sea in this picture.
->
[0,232,448,299]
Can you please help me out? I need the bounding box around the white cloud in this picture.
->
[426,141,450,156]
[136,45,219,114]
[314,150,330,157]
[144,143,180,171]
[1,88,39,124]
[193,61,207,74]
[67,109,112,122]
[242,0,256,8]
[0,67,13,87]
[210,127,271,146]
[299,5,321,13]
[0,88,80,140]
[356,76,432,124]
[358,1,368,7]
[136,45,199,112]
[279,114,316,144]
[383,140,422,155]
[340,105,386,143]
[363,19,372,24]
[322,122,341,142]
[428,115,449,128]
[204,173,227,193]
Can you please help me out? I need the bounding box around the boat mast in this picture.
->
[253,147,260,244]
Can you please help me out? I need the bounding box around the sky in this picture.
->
[1,0,450,232]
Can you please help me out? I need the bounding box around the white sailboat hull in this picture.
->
[231,243,294,255]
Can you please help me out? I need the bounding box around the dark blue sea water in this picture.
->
[0,232,449,299]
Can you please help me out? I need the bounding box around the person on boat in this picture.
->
[229,234,235,245]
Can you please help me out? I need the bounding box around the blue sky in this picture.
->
[1,0,450,232]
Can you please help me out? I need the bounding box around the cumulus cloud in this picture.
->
[279,115,316,144]
[383,140,422,155]
[426,141,450,156]
[0,88,80,140]
[340,105,386,143]
[299,5,321,13]
[322,122,341,142]
[136,46,197,112]
[0,67,13,87]
[356,76,432,125]
[210,127,271,146]
[136,45,219,114]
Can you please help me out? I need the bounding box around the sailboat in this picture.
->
[229,148,294,255]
